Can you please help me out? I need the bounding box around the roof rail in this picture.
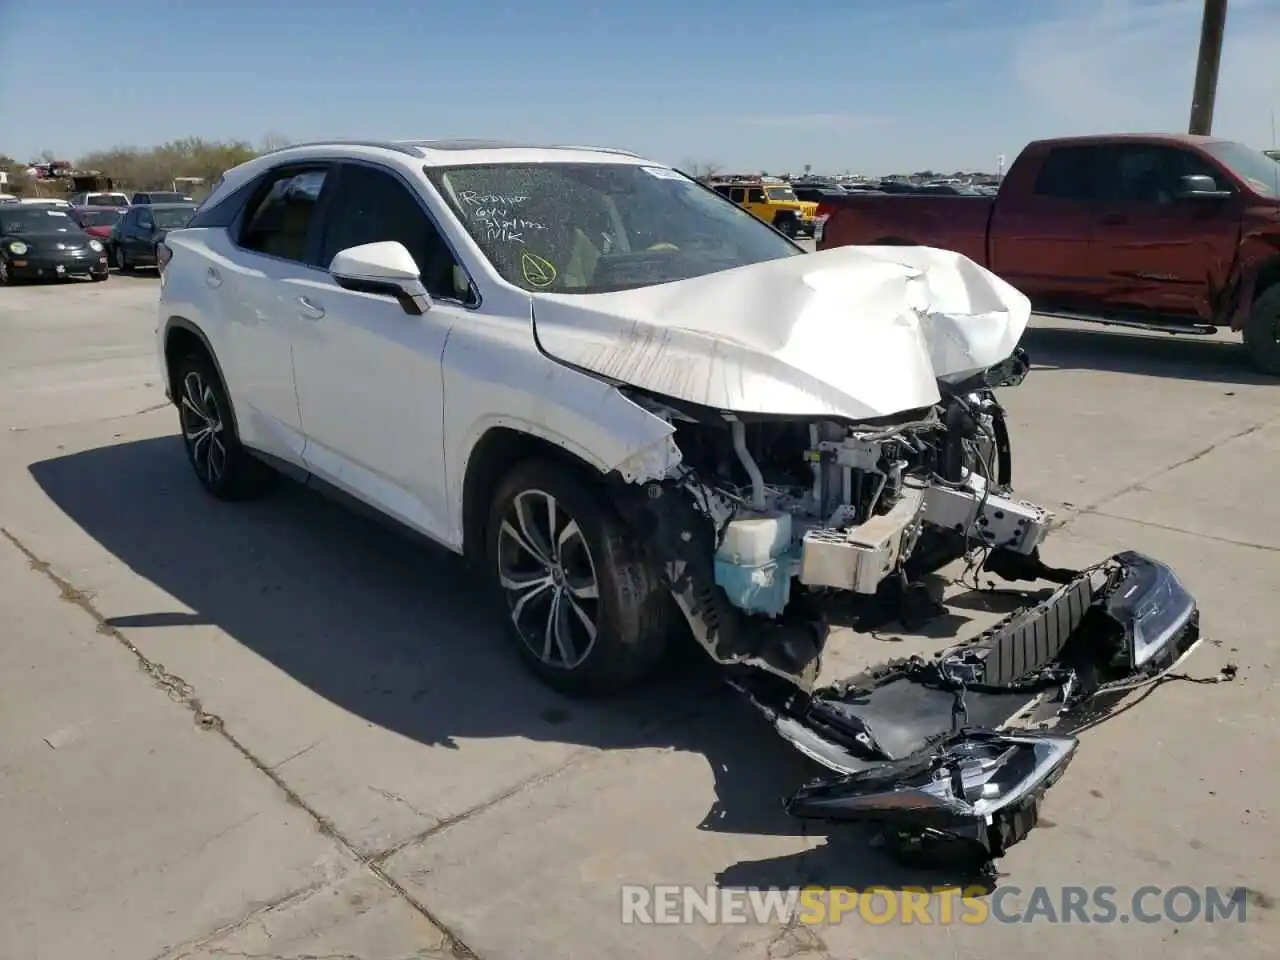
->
[552,144,643,158]
[256,139,426,159]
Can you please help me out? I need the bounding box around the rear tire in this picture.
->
[485,459,673,696]
[173,351,275,500]
[1242,285,1280,376]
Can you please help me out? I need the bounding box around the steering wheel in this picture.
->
[646,242,680,252]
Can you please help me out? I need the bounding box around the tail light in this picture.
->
[156,241,172,274]
[813,202,835,246]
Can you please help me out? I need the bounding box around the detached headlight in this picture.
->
[8,241,28,255]
[88,239,104,252]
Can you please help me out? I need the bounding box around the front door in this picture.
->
[290,161,471,542]
[1087,143,1243,320]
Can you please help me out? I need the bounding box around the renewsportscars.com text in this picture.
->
[620,884,1252,925]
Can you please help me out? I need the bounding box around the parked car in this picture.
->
[816,133,1280,373]
[154,138,1201,864]
[0,204,109,283]
[67,191,131,208]
[11,197,72,208]
[109,202,196,271]
[705,176,820,237]
[789,182,848,204]
[131,190,195,205]
[71,205,125,239]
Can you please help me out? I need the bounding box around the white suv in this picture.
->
[156,140,1200,853]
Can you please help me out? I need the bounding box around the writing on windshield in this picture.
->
[428,162,801,295]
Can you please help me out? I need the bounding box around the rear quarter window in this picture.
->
[188,176,255,229]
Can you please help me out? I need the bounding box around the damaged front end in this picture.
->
[611,351,1201,864]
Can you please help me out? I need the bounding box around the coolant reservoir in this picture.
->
[715,511,794,565]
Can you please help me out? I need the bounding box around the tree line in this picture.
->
[1,134,294,197]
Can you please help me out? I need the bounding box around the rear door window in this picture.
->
[238,167,329,263]
[1033,146,1102,201]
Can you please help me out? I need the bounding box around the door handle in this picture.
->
[1100,213,1127,226]
[297,296,325,320]
[205,266,222,288]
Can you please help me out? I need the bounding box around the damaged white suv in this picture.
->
[157,139,1201,863]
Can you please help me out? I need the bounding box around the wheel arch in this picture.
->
[459,426,614,566]
[1251,254,1280,306]
[162,317,242,435]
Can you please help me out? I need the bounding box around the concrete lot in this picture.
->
[0,270,1276,960]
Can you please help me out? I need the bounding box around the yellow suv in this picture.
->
[708,177,819,238]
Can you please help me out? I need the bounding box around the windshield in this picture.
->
[88,194,129,206]
[427,163,802,294]
[78,209,122,227]
[765,186,798,201]
[0,209,82,234]
[151,207,196,229]
[146,192,192,203]
[1203,141,1279,197]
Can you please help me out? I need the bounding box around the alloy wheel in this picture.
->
[179,370,227,485]
[0,259,8,284]
[496,489,601,669]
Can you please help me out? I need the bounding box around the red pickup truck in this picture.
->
[816,134,1280,374]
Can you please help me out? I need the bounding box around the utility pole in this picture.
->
[1188,0,1229,135]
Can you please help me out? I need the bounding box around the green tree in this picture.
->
[77,138,259,192]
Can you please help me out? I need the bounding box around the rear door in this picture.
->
[218,163,332,464]
[988,144,1101,309]
[124,207,155,261]
[1087,143,1244,320]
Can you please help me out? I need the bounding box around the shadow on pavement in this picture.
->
[28,435,987,892]
[1022,324,1274,386]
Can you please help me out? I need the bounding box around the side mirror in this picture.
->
[1175,174,1231,199]
[329,240,432,315]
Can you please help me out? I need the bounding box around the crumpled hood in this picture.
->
[530,244,1031,420]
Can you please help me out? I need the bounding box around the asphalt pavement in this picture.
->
[0,270,1276,959]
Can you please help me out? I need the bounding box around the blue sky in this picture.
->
[1,0,1277,174]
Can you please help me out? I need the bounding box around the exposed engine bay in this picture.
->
[611,346,1203,865]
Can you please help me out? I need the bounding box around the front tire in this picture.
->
[115,245,132,272]
[173,352,274,500]
[486,459,672,696]
[1242,285,1280,376]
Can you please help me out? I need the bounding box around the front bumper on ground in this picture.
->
[734,550,1202,862]
[7,252,109,279]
